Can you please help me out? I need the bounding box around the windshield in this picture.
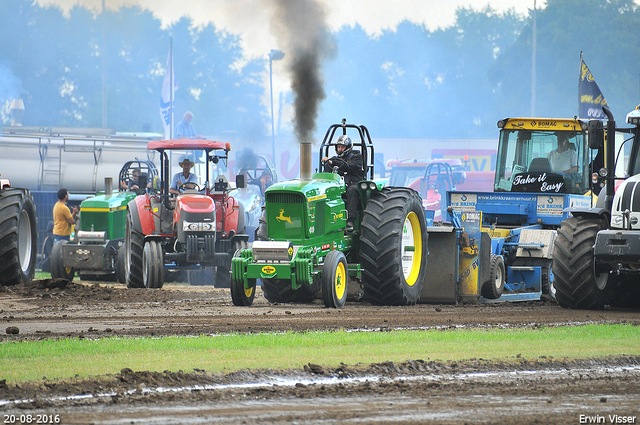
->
[625,128,640,177]
[494,129,589,194]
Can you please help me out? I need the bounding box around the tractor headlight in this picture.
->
[611,215,623,227]
[183,221,215,232]
[359,181,377,190]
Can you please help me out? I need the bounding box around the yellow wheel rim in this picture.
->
[401,211,422,286]
[335,261,346,300]
[244,284,254,298]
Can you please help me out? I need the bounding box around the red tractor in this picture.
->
[124,139,249,289]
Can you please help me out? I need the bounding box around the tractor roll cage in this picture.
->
[148,139,231,211]
[118,159,158,193]
[319,118,375,180]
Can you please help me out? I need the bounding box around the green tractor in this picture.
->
[50,160,158,282]
[231,120,429,308]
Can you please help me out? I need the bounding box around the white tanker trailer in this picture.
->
[1,126,164,271]
[0,127,161,193]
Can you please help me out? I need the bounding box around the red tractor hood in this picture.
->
[176,194,215,213]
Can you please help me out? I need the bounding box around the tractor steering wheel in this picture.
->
[179,182,201,192]
[324,157,349,174]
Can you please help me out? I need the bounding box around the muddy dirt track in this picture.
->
[1,278,639,424]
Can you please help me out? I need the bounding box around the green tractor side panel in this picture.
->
[80,192,137,239]
[265,173,347,245]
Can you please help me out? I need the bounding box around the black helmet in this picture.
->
[335,135,353,158]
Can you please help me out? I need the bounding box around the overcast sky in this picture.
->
[37,0,544,60]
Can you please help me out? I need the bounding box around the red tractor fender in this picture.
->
[128,195,155,235]
[217,195,241,235]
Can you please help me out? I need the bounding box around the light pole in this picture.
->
[269,49,285,169]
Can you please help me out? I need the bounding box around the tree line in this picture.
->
[0,0,638,140]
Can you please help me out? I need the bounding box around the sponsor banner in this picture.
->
[536,195,564,216]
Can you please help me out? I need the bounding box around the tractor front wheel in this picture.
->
[142,240,164,289]
[50,240,75,280]
[481,254,505,299]
[322,250,348,309]
[360,188,428,305]
[230,244,256,307]
[216,240,248,288]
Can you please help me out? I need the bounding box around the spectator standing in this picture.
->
[52,188,78,242]
[175,111,198,138]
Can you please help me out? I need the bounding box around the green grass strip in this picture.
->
[1,324,638,383]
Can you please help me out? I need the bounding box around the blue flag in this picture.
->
[579,58,608,120]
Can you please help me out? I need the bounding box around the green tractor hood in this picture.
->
[264,172,347,245]
[80,192,137,240]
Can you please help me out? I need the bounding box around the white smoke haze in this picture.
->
[33,0,545,138]
[35,0,544,61]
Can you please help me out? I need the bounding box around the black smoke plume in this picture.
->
[268,0,335,144]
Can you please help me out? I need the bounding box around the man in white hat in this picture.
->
[169,158,199,194]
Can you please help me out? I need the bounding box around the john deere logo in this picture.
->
[261,266,276,274]
[276,209,293,224]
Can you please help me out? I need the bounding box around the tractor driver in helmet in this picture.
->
[322,135,365,232]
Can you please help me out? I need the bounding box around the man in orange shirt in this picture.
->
[52,188,78,242]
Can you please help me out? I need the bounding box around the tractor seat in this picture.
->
[528,158,552,173]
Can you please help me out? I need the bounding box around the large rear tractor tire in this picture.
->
[0,188,37,286]
[481,254,505,299]
[552,216,608,309]
[322,250,348,309]
[125,210,145,288]
[142,240,164,289]
[360,187,428,305]
[50,240,75,280]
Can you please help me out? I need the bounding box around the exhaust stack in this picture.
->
[105,177,113,195]
[300,142,312,181]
